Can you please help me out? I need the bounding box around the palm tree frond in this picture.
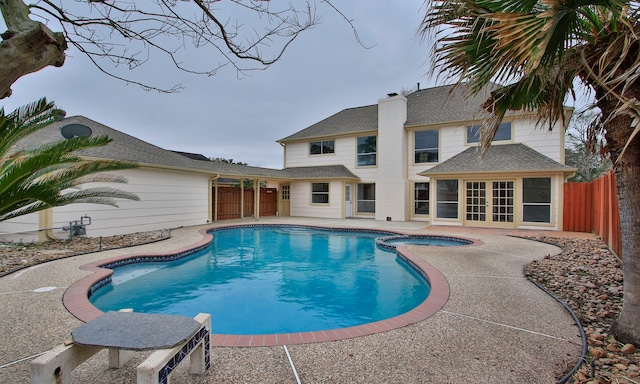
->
[0,100,139,222]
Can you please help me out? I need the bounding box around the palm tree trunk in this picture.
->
[606,114,640,345]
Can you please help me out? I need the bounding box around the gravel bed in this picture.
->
[0,230,637,382]
[524,236,638,383]
[0,230,170,276]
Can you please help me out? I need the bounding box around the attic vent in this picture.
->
[387,92,398,97]
[60,124,92,139]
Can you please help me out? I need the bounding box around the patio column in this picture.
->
[240,179,244,219]
[255,179,260,219]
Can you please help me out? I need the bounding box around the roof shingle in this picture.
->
[278,83,517,142]
[418,144,576,176]
[18,116,357,180]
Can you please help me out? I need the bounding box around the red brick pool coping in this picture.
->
[64,225,481,347]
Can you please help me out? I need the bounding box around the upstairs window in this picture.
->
[467,122,512,144]
[310,140,335,155]
[415,130,439,163]
[357,136,377,166]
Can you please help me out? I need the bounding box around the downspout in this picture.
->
[278,141,286,169]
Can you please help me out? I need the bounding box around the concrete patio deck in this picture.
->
[0,218,586,383]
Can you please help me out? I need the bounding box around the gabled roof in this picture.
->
[278,104,378,142]
[19,116,202,170]
[278,83,517,143]
[17,116,358,181]
[418,144,576,176]
[405,83,512,126]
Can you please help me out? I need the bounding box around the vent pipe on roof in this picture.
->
[417,82,420,91]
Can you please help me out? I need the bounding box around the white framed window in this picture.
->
[310,140,335,155]
[436,179,459,219]
[414,182,430,215]
[357,136,377,166]
[311,182,329,204]
[415,130,439,163]
[357,183,375,213]
[523,178,551,223]
[467,122,512,144]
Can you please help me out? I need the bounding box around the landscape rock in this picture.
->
[621,343,637,354]
[525,236,639,383]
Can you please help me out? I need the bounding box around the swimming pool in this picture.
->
[90,226,441,334]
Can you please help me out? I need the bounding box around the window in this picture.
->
[523,178,551,222]
[467,122,512,144]
[415,130,439,163]
[414,182,430,215]
[311,182,329,204]
[281,185,290,200]
[357,183,375,213]
[357,136,377,166]
[310,140,335,155]
[436,179,459,219]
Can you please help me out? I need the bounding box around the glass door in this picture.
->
[465,180,514,227]
[465,181,487,223]
[491,181,514,223]
[345,184,353,217]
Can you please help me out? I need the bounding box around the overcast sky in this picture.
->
[1,1,439,169]
[2,1,588,169]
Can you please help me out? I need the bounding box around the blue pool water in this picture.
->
[90,226,435,335]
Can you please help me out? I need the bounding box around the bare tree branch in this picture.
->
[0,0,359,99]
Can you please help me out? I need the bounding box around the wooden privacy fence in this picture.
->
[563,171,622,257]
[213,187,278,220]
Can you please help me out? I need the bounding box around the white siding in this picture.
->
[54,167,210,237]
[289,181,343,219]
[0,213,41,243]
[0,167,211,242]
[513,118,564,162]
[407,123,466,181]
[285,137,355,168]
[284,136,380,182]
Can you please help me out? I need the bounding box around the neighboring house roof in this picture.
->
[171,151,210,161]
[418,144,576,176]
[19,116,201,170]
[18,116,358,181]
[278,83,516,143]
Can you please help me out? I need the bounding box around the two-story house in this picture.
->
[277,83,575,230]
[1,83,576,243]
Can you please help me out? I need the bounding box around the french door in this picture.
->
[465,180,515,227]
